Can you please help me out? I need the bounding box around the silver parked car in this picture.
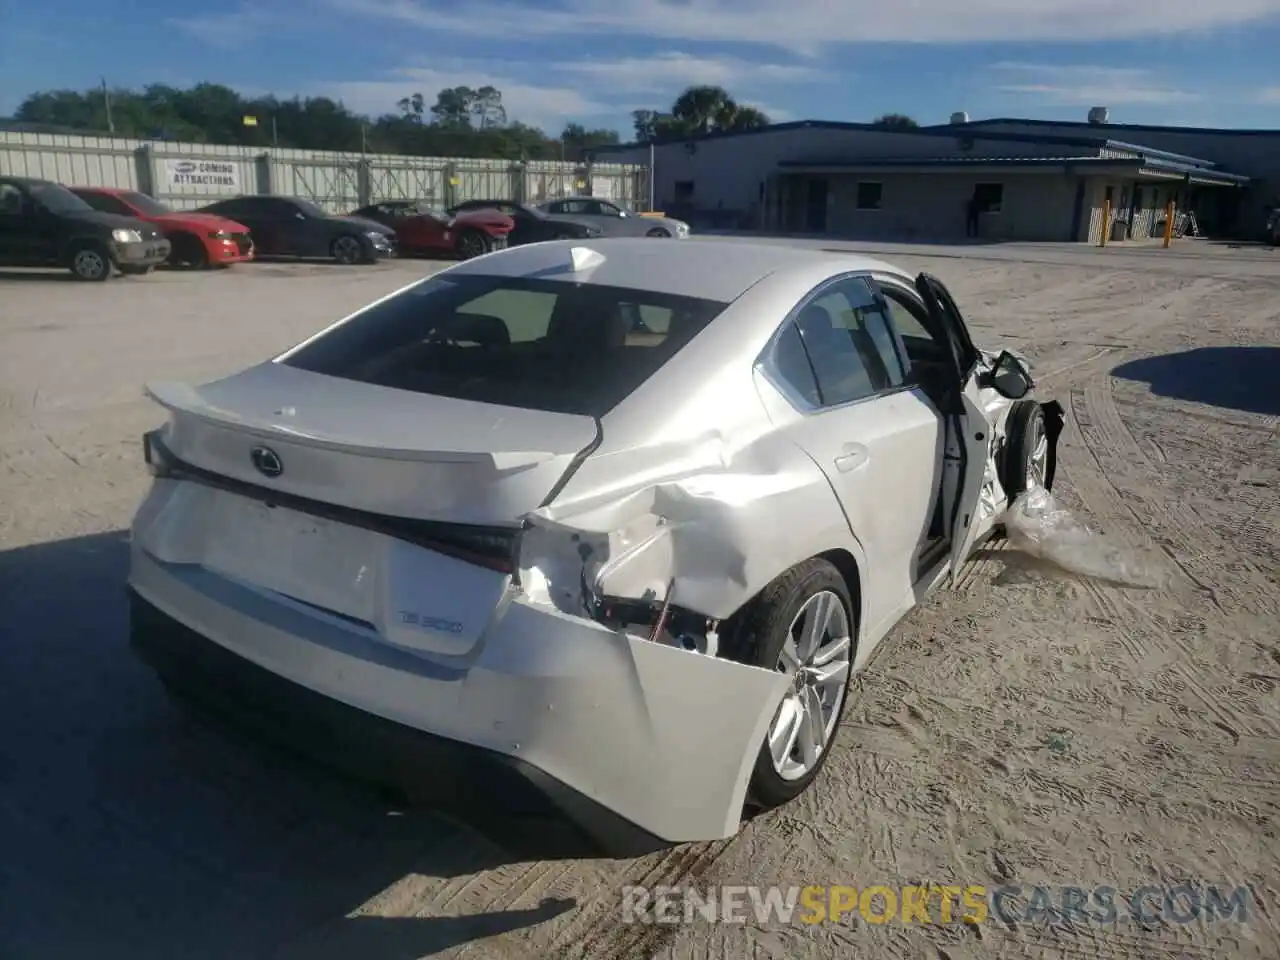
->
[537,196,689,238]
[128,238,1063,855]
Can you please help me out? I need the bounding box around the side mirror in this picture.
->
[990,350,1033,400]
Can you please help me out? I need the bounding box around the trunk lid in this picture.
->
[146,361,598,525]
[140,362,600,658]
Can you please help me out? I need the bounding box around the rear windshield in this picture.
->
[280,275,729,417]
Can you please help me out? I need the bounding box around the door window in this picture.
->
[0,183,26,217]
[768,275,909,409]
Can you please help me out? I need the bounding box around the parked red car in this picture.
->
[349,201,513,259]
[68,187,254,268]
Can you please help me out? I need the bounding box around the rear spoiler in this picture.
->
[143,380,557,470]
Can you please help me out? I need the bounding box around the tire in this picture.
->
[120,265,154,276]
[455,228,488,260]
[646,226,671,238]
[331,234,363,265]
[1001,399,1050,498]
[169,232,208,269]
[68,242,112,281]
[720,559,856,810]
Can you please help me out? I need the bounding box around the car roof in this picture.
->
[68,185,127,195]
[444,237,912,303]
[5,176,55,187]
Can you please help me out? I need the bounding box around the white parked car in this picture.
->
[537,196,690,238]
[128,238,1063,854]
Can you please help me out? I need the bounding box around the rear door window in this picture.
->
[280,275,729,417]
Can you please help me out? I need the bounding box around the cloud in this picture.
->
[326,0,1280,51]
[1258,87,1280,103]
[318,53,813,131]
[989,62,1205,105]
[319,63,620,133]
[168,6,275,48]
[554,52,825,94]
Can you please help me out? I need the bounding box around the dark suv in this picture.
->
[0,176,171,280]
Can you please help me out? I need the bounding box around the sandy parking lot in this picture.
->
[1,241,1277,960]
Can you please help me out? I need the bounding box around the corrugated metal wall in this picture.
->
[0,131,650,214]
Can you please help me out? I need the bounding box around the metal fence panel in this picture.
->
[287,159,361,213]
[1,131,650,212]
[0,132,139,189]
[368,161,448,205]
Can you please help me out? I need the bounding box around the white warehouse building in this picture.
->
[589,109,1276,244]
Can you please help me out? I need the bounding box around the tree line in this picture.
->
[10,81,919,160]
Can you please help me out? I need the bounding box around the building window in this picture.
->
[856,181,883,210]
[974,182,1004,213]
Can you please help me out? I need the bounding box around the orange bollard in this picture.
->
[1100,198,1112,247]
[1163,199,1176,248]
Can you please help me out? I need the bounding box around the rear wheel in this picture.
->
[646,226,671,238]
[331,234,363,265]
[720,559,855,809]
[68,242,112,281]
[455,228,488,259]
[169,232,208,269]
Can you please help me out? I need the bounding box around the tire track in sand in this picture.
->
[1062,380,1269,741]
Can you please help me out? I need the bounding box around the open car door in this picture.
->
[914,273,993,580]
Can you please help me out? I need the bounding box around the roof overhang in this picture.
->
[776,156,1249,186]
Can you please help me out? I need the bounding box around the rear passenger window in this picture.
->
[458,289,557,342]
[773,276,909,408]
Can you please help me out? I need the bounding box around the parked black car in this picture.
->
[0,176,171,280]
[193,195,396,264]
[444,200,601,246]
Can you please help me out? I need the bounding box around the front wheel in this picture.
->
[646,226,671,238]
[68,242,112,281]
[331,234,363,265]
[720,559,855,810]
[1001,400,1049,498]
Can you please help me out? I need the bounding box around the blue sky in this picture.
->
[3,0,1280,137]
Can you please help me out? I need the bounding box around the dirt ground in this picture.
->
[0,241,1277,960]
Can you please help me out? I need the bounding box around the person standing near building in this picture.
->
[965,194,981,238]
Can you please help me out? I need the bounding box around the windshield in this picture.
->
[28,182,93,214]
[293,198,328,218]
[122,191,171,216]
[411,202,447,219]
[280,274,729,418]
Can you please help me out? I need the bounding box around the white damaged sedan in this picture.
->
[128,238,1063,854]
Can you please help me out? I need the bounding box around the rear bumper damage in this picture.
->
[128,542,787,853]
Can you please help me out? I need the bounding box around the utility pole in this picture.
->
[101,78,115,134]
[648,140,655,211]
[271,115,279,147]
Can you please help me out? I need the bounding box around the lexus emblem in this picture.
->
[250,445,283,478]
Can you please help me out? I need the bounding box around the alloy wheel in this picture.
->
[767,590,853,781]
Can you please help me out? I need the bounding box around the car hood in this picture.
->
[64,209,165,238]
[332,215,394,235]
[154,211,248,233]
